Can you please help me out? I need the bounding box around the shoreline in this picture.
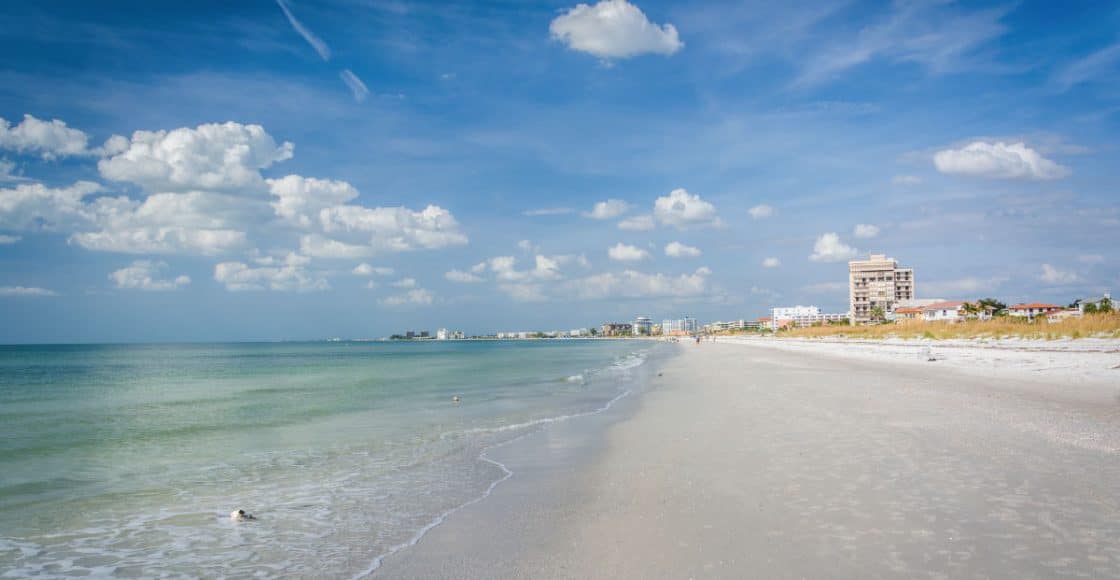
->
[375,338,1120,578]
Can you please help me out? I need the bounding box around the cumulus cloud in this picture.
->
[0,285,58,297]
[1040,263,1079,285]
[608,242,650,262]
[315,204,469,255]
[808,232,857,262]
[213,254,328,292]
[98,122,294,193]
[109,260,190,291]
[933,141,1069,181]
[445,269,484,283]
[853,224,879,239]
[340,69,370,102]
[748,204,774,219]
[618,214,654,231]
[653,188,723,229]
[268,175,359,228]
[664,241,700,258]
[0,234,20,244]
[352,262,392,276]
[564,267,711,300]
[762,257,780,268]
[1078,254,1104,264]
[549,0,683,60]
[0,114,90,159]
[584,198,630,219]
[0,181,104,232]
[380,288,434,306]
[275,0,331,61]
[517,239,540,254]
[483,255,566,282]
[391,277,417,288]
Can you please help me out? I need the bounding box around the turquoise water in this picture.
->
[0,340,659,577]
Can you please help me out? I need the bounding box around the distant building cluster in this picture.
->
[373,256,1110,342]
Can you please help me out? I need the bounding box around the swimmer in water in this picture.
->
[230,509,255,521]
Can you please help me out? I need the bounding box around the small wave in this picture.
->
[364,387,633,578]
[565,374,585,383]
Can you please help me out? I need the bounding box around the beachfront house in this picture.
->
[920,301,967,322]
[1077,293,1113,314]
[894,307,923,321]
[1008,303,1063,319]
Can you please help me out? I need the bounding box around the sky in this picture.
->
[0,0,1118,343]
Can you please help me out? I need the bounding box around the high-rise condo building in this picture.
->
[848,254,914,324]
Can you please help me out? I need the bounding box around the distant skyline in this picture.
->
[1,0,1118,343]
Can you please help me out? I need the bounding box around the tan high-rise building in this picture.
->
[848,254,914,323]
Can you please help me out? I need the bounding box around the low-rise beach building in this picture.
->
[920,301,967,322]
[1008,303,1063,319]
[662,317,698,336]
[1077,293,1113,314]
[633,316,653,335]
[769,306,848,330]
[599,323,633,336]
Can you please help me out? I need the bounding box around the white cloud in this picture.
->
[391,277,417,288]
[0,181,104,232]
[0,159,25,182]
[352,262,392,276]
[762,257,780,268]
[1052,43,1120,92]
[340,70,370,102]
[0,114,90,159]
[664,241,700,258]
[445,269,484,283]
[109,260,190,291]
[808,232,857,262]
[213,254,328,292]
[0,285,58,297]
[608,242,650,262]
[98,122,295,193]
[565,267,711,300]
[618,214,654,231]
[380,288,434,306]
[268,175,359,228]
[653,188,722,229]
[517,239,539,253]
[522,207,573,216]
[275,0,331,61]
[316,204,469,253]
[584,198,630,219]
[484,254,566,282]
[0,234,20,244]
[748,204,774,219]
[549,0,683,60]
[933,141,1069,181]
[853,224,880,239]
[892,175,922,186]
[1040,263,1079,285]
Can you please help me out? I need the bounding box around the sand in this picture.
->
[373,340,1120,579]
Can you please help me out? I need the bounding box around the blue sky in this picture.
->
[1,0,1117,342]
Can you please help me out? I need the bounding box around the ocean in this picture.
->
[0,339,661,577]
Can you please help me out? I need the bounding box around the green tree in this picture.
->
[869,306,885,323]
[977,297,1006,315]
[1100,297,1113,313]
[961,302,980,318]
[1084,302,1099,314]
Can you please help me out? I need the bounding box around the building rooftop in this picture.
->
[1009,303,1062,310]
[921,300,967,311]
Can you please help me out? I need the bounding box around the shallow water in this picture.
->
[0,340,658,577]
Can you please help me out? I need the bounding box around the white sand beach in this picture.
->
[375,338,1120,578]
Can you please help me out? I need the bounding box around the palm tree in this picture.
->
[869,306,885,324]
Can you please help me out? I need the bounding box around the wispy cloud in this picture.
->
[339,70,370,102]
[1052,43,1120,93]
[523,207,574,216]
[275,0,331,61]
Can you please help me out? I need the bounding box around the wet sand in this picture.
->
[374,340,1120,579]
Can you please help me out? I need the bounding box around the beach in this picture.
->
[377,338,1120,578]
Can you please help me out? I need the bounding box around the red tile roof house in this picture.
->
[1008,303,1063,320]
[920,301,967,322]
[894,307,923,320]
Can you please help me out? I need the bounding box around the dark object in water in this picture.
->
[230,509,255,521]
[452,395,461,403]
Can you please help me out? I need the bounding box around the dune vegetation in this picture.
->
[776,313,1120,340]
